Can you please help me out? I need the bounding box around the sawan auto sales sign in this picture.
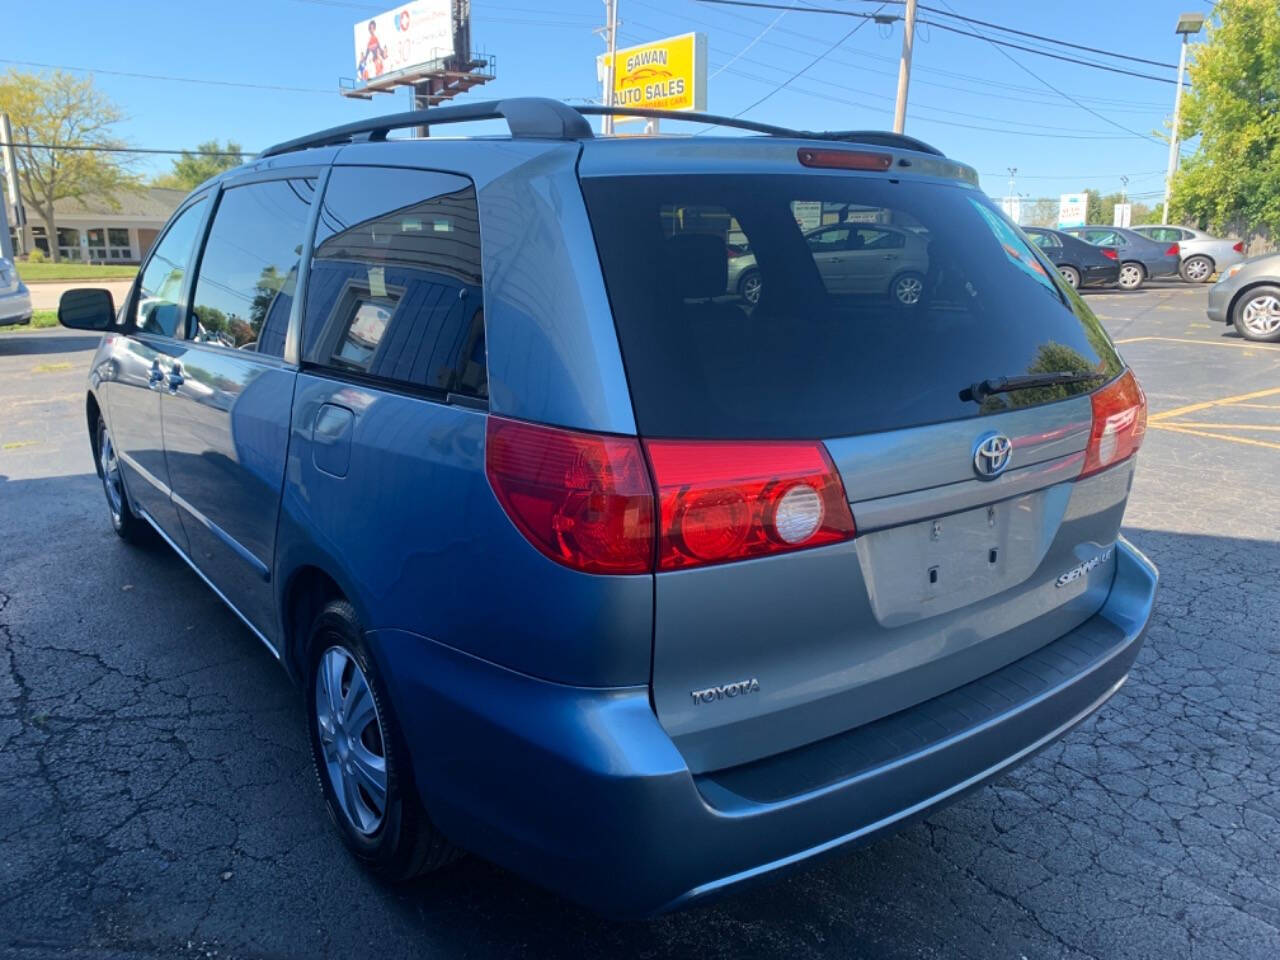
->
[598,33,708,113]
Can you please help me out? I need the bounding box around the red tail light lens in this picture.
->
[1233,241,1244,253]
[644,440,855,571]
[485,417,654,574]
[797,148,893,172]
[1101,247,1118,260]
[1081,370,1147,479]
[1166,243,1180,257]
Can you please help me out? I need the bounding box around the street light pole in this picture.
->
[892,0,918,134]
[1163,13,1205,225]
[602,0,619,136]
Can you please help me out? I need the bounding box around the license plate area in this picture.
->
[854,489,1061,627]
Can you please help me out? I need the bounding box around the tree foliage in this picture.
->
[1172,0,1280,237]
[0,69,139,262]
[152,140,245,191]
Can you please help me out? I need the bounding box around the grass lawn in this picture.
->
[1,310,58,332]
[17,262,137,283]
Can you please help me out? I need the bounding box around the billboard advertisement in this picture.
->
[597,33,707,113]
[354,2,454,85]
[1058,193,1088,229]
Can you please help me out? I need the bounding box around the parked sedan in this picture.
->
[1024,227,1120,290]
[0,257,33,327]
[728,223,931,306]
[1062,226,1180,291]
[1207,252,1280,342]
[1131,225,1244,283]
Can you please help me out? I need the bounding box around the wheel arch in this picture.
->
[1227,280,1280,326]
[279,561,359,684]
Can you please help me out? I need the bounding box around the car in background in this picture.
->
[728,222,930,306]
[1062,226,1180,291]
[1024,227,1120,290]
[1130,225,1245,283]
[0,257,33,327]
[1207,252,1280,342]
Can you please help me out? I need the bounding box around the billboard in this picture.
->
[1113,203,1132,228]
[354,2,454,85]
[1058,193,1088,229]
[597,33,707,113]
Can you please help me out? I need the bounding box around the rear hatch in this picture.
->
[580,146,1140,773]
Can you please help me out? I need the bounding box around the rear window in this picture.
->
[581,174,1121,440]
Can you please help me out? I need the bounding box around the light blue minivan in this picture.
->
[58,99,1158,915]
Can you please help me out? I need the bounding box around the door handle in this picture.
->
[148,362,165,390]
[166,363,184,393]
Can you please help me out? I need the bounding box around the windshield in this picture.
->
[581,173,1121,440]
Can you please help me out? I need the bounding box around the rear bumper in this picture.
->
[374,537,1157,916]
[0,288,33,325]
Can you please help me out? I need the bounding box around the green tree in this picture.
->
[152,140,245,191]
[1171,0,1280,238]
[0,69,139,262]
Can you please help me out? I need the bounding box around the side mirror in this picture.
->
[58,288,116,331]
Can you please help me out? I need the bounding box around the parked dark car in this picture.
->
[1024,227,1120,289]
[1062,225,1180,290]
[55,99,1157,917]
[1207,252,1280,342]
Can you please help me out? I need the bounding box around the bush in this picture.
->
[26,248,47,263]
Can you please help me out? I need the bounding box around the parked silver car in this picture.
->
[1207,252,1280,342]
[1131,225,1245,283]
[0,257,33,327]
[728,222,931,306]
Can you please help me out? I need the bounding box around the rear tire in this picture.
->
[1117,262,1145,291]
[890,270,926,307]
[1058,265,1081,290]
[1180,255,1214,283]
[1232,285,1280,342]
[95,416,149,544]
[304,599,460,881]
[738,269,762,306]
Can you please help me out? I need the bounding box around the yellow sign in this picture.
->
[597,33,707,114]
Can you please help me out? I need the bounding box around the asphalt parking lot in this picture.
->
[1,281,1277,960]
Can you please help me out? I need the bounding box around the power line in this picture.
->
[695,0,1183,84]
[711,1,798,80]
[0,58,334,95]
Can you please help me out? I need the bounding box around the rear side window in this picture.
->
[302,167,486,400]
[1028,230,1061,249]
[190,178,316,356]
[581,174,1122,440]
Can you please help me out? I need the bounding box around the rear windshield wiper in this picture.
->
[960,370,1106,402]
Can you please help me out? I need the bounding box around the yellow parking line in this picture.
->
[1113,336,1263,349]
[1164,421,1280,431]
[1150,423,1280,451]
[1148,386,1280,422]
[1230,402,1280,410]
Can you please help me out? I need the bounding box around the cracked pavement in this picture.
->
[1,284,1278,958]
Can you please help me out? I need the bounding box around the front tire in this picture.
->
[1117,262,1145,291]
[95,416,149,543]
[1180,255,1214,283]
[305,599,459,880]
[1058,265,1081,290]
[1232,285,1280,342]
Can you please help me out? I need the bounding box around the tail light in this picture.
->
[1233,241,1244,253]
[1101,247,1118,260]
[1081,370,1147,479]
[1166,243,1180,257]
[485,417,654,574]
[644,440,855,570]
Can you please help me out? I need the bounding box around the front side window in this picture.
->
[132,197,209,338]
[190,178,315,356]
[302,167,486,399]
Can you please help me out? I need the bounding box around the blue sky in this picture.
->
[5,0,1206,202]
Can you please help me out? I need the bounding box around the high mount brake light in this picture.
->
[1081,370,1147,479]
[797,148,893,172]
[485,417,654,574]
[644,440,856,571]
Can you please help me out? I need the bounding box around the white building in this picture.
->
[14,187,185,264]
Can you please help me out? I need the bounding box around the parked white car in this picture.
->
[1130,225,1245,283]
[0,257,33,327]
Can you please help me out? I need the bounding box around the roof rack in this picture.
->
[259,96,945,160]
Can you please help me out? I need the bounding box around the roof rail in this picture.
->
[258,97,946,161]
[259,97,593,158]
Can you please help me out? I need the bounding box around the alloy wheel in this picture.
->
[741,273,762,306]
[1059,266,1080,289]
[1119,264,1143,290]
[315,646,389,836]
[894,275,924,305]
[1183,257,1212,282]
[98,423,124,525]
[1240,294,1280,338]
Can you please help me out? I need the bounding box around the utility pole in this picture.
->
[1163,13,1205,225]
[0,114,23,259]
[600,0,619,135]
[1120,175,1128,206]
[892,0,918,134]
